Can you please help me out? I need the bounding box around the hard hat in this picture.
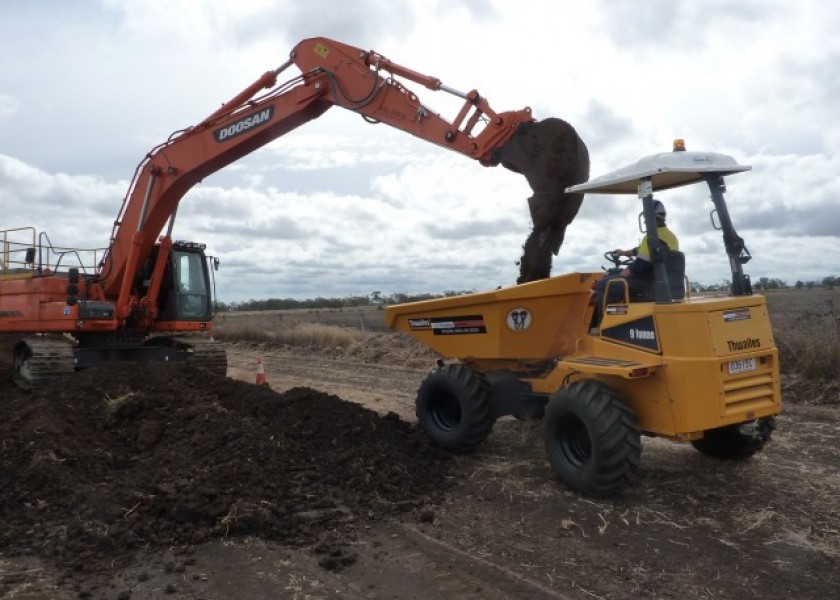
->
[653,199,666,217]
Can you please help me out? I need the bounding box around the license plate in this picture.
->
[728,357,757,375]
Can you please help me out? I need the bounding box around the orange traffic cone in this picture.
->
[255,357,267,386]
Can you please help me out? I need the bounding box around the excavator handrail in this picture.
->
[1,227,105,278]
[37,231,105,276]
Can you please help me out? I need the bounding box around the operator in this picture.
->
[590,199,679,332]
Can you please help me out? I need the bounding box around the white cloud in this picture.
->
[0,0,837,302]
[0,95,18,122]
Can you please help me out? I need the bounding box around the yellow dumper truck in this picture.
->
[385,143,781,496]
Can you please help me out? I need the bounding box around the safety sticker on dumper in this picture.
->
[723,308,752,322]
[409,315,487,335]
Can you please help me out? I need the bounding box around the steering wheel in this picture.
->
[603,250,633,270]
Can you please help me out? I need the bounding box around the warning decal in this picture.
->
[409,314,487,335]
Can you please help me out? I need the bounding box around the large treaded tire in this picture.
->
[543,380,641,497]
[415,364,494,454]
[691,418,775,460]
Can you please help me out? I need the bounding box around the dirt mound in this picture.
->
[0,363,452,575]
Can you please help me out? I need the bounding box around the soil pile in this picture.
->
[0,363,452,575]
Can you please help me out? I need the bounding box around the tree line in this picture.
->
[216,290,476,312]
[692,275,839,292]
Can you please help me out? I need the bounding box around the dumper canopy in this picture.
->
[565,146,750,195]
[566,143,754,298]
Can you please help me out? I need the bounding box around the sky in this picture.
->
[1,0,838,302]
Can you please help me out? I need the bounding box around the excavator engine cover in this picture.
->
[492,118,590,283]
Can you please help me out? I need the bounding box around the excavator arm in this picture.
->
[98,36,589,323]
[289,38,534,165]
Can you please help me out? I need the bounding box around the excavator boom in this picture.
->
[100,36,589,310]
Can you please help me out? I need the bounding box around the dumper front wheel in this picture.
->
[543,380,641,497]
[416,364,494,454]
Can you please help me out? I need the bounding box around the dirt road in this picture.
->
[225,346,426,420]
[2,340,838,599]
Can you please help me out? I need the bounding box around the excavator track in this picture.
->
[10,335,227,390]
[13,335,76,390]
[159,335,228,377]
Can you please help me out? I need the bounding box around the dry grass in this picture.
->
[775,318,839,380]
[215,305,389,331]
[766,289,840,381]
[214,319,371,349]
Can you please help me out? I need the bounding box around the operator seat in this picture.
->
[630,250,686,301]
[665,250,686,300]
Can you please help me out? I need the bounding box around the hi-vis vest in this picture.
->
[636,226,679,261]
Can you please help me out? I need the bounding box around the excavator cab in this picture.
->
[144,241,214,323]
[161,242,213,322]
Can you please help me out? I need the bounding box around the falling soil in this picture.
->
[493,117,590,283]
[0,362,451,578]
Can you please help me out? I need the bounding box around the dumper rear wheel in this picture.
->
[416,364,494,454]
[691,418,775,459]
[543,380,641,497]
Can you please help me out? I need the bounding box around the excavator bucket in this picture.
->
[492,118,590,283]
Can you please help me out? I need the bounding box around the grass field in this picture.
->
[764,288,839,380]
[215,304,389,331]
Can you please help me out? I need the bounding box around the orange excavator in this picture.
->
[0,36,588,388]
